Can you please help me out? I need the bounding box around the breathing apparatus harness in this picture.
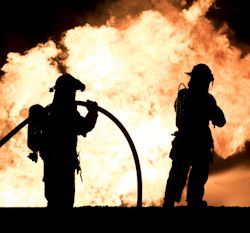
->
[175,82,187,130]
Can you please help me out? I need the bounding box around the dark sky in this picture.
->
[0,0,249,68]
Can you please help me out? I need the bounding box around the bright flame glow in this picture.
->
[0,0,250,207]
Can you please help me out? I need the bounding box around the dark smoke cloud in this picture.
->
[207,0,250,42]
[206,0,250,55]
[0,0,117,69]
[0,0,249,68]
[210,141,250,175]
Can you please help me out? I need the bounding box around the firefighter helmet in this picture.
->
[185,63,214,82]
[50,73,85,92]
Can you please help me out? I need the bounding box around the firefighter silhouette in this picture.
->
[163,63,226,208]
[28,73,98,208]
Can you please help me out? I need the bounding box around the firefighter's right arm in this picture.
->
[211,106,226,127]
[208,95,226,127]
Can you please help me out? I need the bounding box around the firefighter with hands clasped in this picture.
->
[163,63,226,208]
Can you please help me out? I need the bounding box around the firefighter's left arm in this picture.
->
[77,100,98,137]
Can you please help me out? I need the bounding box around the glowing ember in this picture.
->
[0,0,250,207]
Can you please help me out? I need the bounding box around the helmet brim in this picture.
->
[185,72,192,76]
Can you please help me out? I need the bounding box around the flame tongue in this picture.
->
[0,0,250,207]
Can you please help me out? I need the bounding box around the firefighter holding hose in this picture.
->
[28,73,98,208]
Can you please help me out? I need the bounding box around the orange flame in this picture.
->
[0,0,250,207]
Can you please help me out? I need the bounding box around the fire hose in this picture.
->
[0,101,142,207]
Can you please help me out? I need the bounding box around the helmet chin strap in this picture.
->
[209,80,214,90]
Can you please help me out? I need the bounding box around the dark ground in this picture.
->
[1,206,249,232]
